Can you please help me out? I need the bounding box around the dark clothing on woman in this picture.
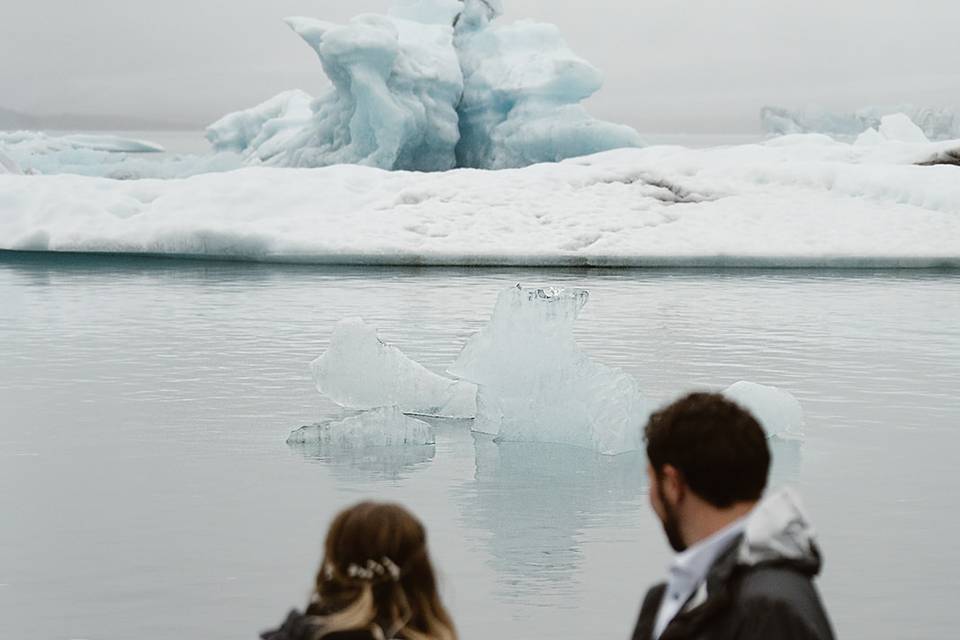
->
[631,489,835,640]
[262,608,404,640]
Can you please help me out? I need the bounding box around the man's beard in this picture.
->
[658,483,687,552]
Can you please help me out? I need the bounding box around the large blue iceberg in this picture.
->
[206,0,642,171]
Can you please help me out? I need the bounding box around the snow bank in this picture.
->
[762,105,960,141]
[448,286,652,455]
[722,381,804,439]
[287,406,435,447]
[205,0,640,171]
[311,318,476,418]
[2,136,958,266]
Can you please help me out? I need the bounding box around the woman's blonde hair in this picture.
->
[306,501,456,640]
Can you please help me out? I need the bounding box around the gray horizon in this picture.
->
[1,0,958,132]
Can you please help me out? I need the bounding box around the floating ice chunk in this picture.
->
[0,130,239,178]
[58,134,165,153]
[311,318,476,418]
[722,381,804,439]
[454,18,642,168]
[449,286,651,455]
[762,105,960,141]
[0,131,164,155]
[878,113,930,144]
[287,406,435,447]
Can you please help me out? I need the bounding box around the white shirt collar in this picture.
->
[652,516,749,639]
[671,516,747,583]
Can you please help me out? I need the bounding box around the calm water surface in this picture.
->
[1,255,958,640]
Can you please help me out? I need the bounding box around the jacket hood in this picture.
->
[736,487,822,574]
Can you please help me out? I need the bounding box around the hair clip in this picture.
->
[344,556,402,582]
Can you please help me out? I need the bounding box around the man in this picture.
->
[632,392,834,640]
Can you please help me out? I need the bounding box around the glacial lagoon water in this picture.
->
[1,254,958,639]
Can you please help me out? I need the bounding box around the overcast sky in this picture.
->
[1,0,958,132]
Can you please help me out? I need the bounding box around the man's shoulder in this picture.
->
[732,564,835,639]
[736,563,820,606]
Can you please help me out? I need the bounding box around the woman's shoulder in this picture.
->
[260,608,397,640]
[261,609,317,640]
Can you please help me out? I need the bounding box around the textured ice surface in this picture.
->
[762,105,960,141]
[206,0,640,170]
[0,130,241,179]
[388,0,463,25]
[723,381,804,439]
[3,139,959,264]
[0,131,166,154]
[208,8,462,171]
[206,90,314,160]
[453,16,642,168]
[286,406,435,447]
[311,318,476,418]
[0,148,19,174]
[449,286,651,455]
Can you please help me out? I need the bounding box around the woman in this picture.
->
[262,502,457,640]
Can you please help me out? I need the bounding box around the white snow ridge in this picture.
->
[3,139,958,266]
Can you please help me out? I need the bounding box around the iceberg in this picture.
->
[762,105,960,141]
[206,0,641,171]
[448,286,652,455]
[722,381,804,439]
[210,11,463,171]
[286,406,435,447]
[453,15,643,168]
[311,318,477,418]
[0,131,166,155]
[0,130,242,179]
[856,114,932,146]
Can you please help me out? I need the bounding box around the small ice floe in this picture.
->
[722,381,805,440]
[311,318,476,418]
[287,406,435,448]
[448,285,652,455]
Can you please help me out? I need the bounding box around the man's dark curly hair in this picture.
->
[644,392,770,508]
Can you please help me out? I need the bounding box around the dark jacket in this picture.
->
[261,608,405,640]
[631,489,835,640]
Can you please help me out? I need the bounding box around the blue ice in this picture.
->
[206,0,642,171]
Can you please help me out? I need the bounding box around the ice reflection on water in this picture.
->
[1,253,958,640]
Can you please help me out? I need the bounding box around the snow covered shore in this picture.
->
[1,136,958,267]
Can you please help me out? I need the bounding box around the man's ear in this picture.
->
[660,464,685,505]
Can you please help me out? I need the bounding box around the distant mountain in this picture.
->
[0,106,200,131]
